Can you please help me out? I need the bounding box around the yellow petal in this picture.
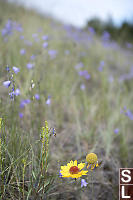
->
[67,160,73,168]
[87,164,90,169]
[78,163,85,170]
[62,174,70,178]
[71,173,81,178]
[74,160,77,166]
[61,166,69,171]
[96,162,99,167]
[82,170,88,175]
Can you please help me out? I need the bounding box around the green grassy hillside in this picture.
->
[0,1,133,199]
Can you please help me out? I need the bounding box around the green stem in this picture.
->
[91,171,94,200]
[23,165,25,200]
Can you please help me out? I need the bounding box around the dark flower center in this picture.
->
[69,166,79,174]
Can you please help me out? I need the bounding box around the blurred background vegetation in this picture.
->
[86,17,133,44]
[0,0,133,199]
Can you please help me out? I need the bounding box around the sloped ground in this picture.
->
[0,1,133,199]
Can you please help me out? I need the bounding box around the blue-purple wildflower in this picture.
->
[46,96,51,105]
[20,35,24,40]
[80,84,86,90]
[12,66,20,74]
[125,110,133,120]
[30,55,36,60]
[15,23,23,32]
[26,63,34,69]
[19,112,24,118]
[98,61,105,72]
[42,35,48,40]
[102,31,110,42]
[15,88,20,96]
[3,81,11,88]
[1,19,13,37]
[59,171,62,177]
[114,128,119,134]
[88,27,95,35]
[20,48,26,55]
[6,66,10,72]
[78,70,91,80]
[52,128,56,136]
[20,99,31,108]
[43,42,48,48]
[81,179,88,188]
[121,107,133,120]
[48,50,57,59]
[9,89,20,98]
[126,42,133,49]
[34,94,40,100]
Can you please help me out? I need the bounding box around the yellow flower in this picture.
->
[60,160,88,179]
[86,153,99,170]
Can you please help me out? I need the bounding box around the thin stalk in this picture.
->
[91,171,94,200]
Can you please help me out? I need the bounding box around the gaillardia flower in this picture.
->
[86,153,99,170]
[60,160,88,179]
